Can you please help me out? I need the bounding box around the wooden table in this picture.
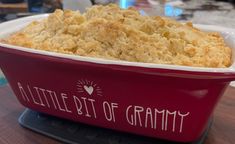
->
[0,84,234,144]
[0,2,28,14]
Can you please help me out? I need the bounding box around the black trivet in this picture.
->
[18,109,211,144]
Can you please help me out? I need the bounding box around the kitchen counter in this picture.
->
[0,2,27,14]
[179,0,235,28]
[141,0,235,28]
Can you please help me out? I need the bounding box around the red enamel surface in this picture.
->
[0,46,234,142]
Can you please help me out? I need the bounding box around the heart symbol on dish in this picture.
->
[83,85,94,95]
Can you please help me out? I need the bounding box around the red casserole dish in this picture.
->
[0,15,235,142]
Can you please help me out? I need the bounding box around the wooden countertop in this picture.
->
[0,2,28,14]
[0,84,234,144]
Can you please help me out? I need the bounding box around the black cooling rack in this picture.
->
[18,109,211,144]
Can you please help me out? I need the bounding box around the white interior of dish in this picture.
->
[0,14,235,73]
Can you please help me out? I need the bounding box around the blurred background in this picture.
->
[0,0,235,27]
[0,0,235,86]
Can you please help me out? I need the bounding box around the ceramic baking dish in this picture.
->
[0,15,235,142]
